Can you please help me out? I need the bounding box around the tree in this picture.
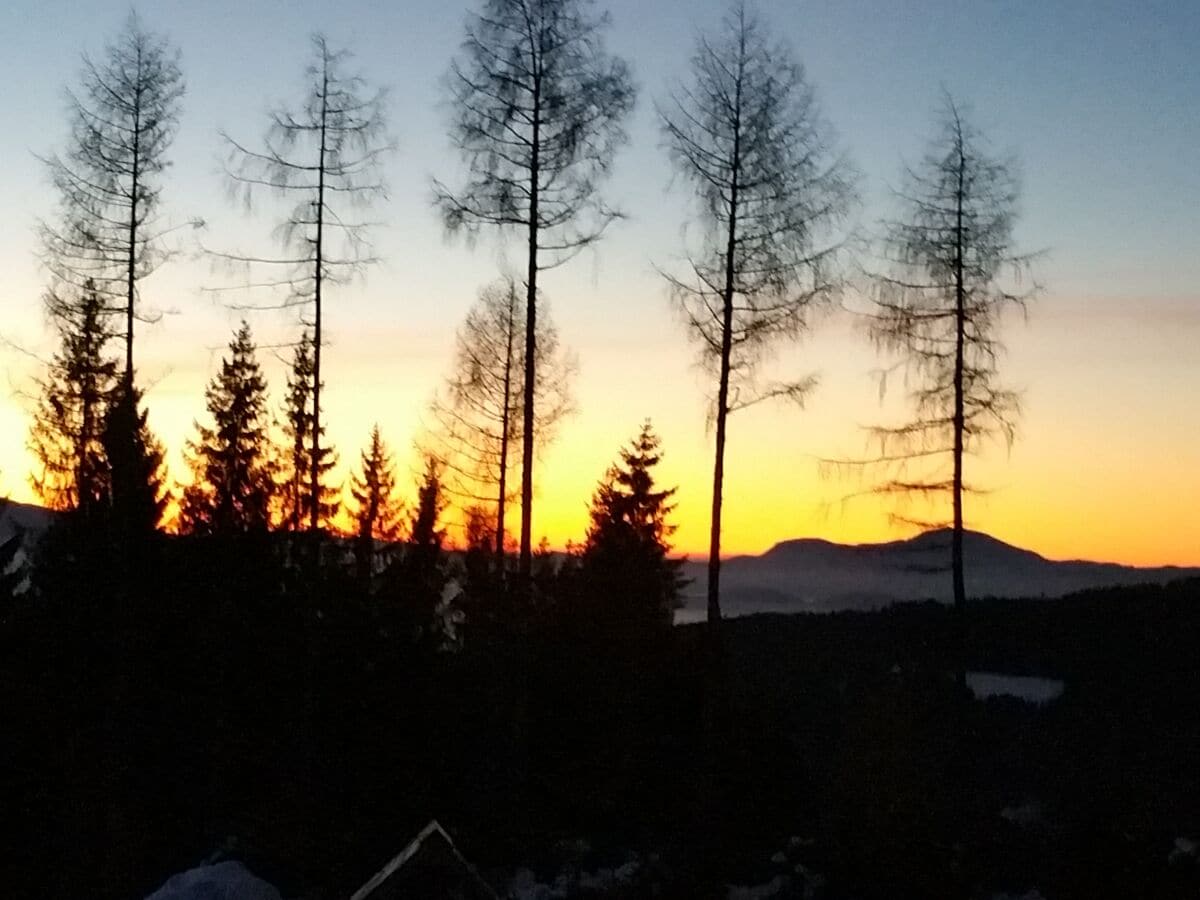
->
[277,331,339,532]
[409,457,447,557]
[28,280,119,513]
[179,321,275,535]
[578,420,684,634]
[866,96,1037,661]
[39,11,189,392]
[349,425,403,581]
[385,456,449,648]
[427,276,574,563]
[434,0,635,580]
[659,4,855,623]
[102,385,168,541]
[219,35,390,533]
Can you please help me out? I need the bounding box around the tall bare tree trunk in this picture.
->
[951,134,967,686]
[706,56,742,627]
[310,68,328,534]
[126,80,141,394]
[496,293,515,565]
[519,70,541,584]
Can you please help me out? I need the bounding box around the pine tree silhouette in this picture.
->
[579,420,685,633]
[28,280,119,514]
[277,331,339,532]
[349,424,403,583]
[180,322,275,535]
[385,457,449,649]
[102,384,167,543]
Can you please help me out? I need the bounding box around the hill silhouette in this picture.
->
[677,528,1200,621]
[0,500,56,543]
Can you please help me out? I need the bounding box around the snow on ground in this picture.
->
[143,861,281,900]
[507,856,643,899]
[967,672,1064,705]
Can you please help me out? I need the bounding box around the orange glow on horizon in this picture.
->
[0,293,1196,571]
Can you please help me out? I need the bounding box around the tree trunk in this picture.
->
[519,70,541,584]
[126,76,142,394]
[951,128,967,687]
[706,52,743,627]
[497,289,515,566]
[310,63,329,534]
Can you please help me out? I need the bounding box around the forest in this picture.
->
[1,1,1195,898]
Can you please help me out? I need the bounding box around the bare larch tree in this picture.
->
[426,276,574,563]
[219,34,390,532]
[39,11,188,393]
[867,95,1037,653]
[434,0,635,580]
[660,4,855,623]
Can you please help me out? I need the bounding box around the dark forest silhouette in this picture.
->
[3,2,1195,899]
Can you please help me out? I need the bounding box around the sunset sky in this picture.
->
[0,0,1196,566]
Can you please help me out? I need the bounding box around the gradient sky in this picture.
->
[0,0,1197,565]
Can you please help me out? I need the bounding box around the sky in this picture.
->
[0,0,1197,566]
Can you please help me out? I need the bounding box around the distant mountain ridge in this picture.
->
[677,528,1200,623]
[3,501,1194,623]
[0,500,56,543]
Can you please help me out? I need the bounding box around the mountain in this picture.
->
[675,529,1200,623]
[0,500,56,543]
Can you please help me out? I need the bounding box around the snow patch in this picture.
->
[144,860,281,900]
[967,672,1064,705]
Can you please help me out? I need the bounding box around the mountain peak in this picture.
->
[763,528,1041,564]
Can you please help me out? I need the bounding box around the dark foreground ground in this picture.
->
[3,565,1199,899]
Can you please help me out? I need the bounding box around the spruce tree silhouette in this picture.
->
[103,384,167,547]
[385,456,449,652]
[349,424,403,585]
[179,322,275,535]
[578,420,685,637]
[277,331,339,533]
[29,279,119,513]
[216,34,391,533]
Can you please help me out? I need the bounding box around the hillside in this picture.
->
[0,500,56,544]
[677,529,1200,621]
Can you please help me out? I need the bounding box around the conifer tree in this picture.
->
[102,386,168,540]
[409,456,447,560]
[28,280,118,514]
[349,425,403,580]
[179,322,275,535]
[388,456,449,646]
[277,331,339,532]
[579,420,684,632]
[219,35,390,533]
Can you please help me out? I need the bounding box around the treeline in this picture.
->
[4,526,1198,898]
[0,414,685,897]
[18,0,1038,627]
